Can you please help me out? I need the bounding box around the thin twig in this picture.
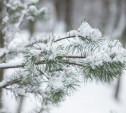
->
[65,56,85,58]
[0,79,21,89]
[63,61,83,67]
[54,35,84,43]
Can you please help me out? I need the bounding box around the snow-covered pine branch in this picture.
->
[0,0,126,112]
[0,21,126,112]
[2,0,48,44]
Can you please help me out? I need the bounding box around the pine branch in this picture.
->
[54,35,84,43]
[0,34,86,60]
[0,78,21,89]
[0,61,82,89]
[0,55,85,69]
[0,49,27,58]
[0,61,84,89]
[0,60,46,69]
[63,61,83,66]
[0,63,24,69]
[15,7,28,28]
[65,56,86,58]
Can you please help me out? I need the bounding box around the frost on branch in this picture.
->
[0,22,126,112]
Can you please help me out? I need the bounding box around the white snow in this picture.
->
[8,31,29,50]
[0,55,24,69]
[0,80,7,87]
[2,74,126,113]
[0,48,7,57]
[24,0,39,5]
[49,76,64,90]
[6,0,23,10]
[78,22,102,41]
[51,75,126,113]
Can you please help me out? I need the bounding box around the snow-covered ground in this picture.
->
[2,72,126,113]
[51,75,126,113]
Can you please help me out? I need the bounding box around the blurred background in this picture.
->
[0,0,126,113]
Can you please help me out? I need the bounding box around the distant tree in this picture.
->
[0,0,6,109]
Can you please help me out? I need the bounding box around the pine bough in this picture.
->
[0,0,126,112]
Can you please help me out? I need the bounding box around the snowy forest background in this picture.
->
[0,0,126,113]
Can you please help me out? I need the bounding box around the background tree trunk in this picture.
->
[0,1,4,109]
[64,0,73,31]
[55,0,73,31]
[17,97,25,113]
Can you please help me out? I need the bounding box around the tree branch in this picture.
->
[0,35,85,60]
[0,60,84,90]
[0,55,85,69]
[63,61,83,66]
[65,56,85,58]
[0,63,24,69]
[0,79,21,89]
[0,48,27,59]
[54,35,84,43]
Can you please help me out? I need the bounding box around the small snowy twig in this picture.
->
[0,79,21,89]
[65,56,86,58]
[63,61,83,66]
[54,35,84,43]
[0,48,26,58]
[15,6,28,28]
[0,62,24,69]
